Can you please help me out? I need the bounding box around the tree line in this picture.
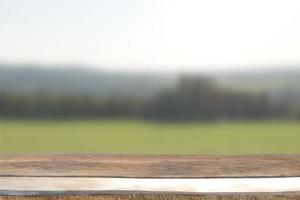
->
[0,76,298,120]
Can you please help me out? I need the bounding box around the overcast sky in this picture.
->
[1,0,300,72]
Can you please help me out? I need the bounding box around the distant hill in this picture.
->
[0,65,176,98]
[0,64,300,107]
[215,67,300,106]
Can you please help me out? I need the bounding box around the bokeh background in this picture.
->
[1,0,300,154]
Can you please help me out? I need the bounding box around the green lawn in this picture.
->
[0,119,300,154]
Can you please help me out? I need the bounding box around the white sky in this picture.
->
[1,0,300,72]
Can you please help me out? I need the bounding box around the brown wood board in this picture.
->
[1,154,300,178]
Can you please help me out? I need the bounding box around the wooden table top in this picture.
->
[1,154,300,178]
[2,154,300,199]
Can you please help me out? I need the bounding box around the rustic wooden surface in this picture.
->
[2,193,300,200]
[3,177,300,194]
[1,154,300,178]
[1,154,300,199]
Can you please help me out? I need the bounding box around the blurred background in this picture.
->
[0,0,300,154]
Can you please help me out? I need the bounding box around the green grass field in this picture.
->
[0,119,300,154]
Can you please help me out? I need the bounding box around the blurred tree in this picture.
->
[0,76,292,121]
[144,76,273,121]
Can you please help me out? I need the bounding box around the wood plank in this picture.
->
[2,177,300,195]
[2,193,300,200]
[1,154,300,178]
[1,154,300,199]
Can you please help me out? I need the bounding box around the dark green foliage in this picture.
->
[0,76,289,121]
[0,92,142,118]
[143,76,274,120]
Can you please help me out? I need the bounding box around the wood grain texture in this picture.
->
[2,154,300,199]
[2,194,300,200]
[3,177,300,194]
[1,154,300,178]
